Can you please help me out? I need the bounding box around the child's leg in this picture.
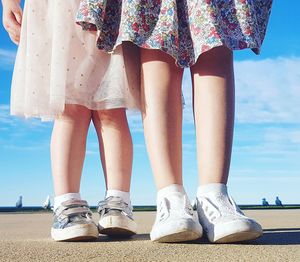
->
[191,46,235,185]
[92,109,137,237]
[141,49,202,242]
[50,104,98,241]
[51,104,92,196]
[92,109,132,192]
[141,50,184,189]
[191,46,262,243]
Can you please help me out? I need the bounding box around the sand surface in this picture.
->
[0,210,299,262]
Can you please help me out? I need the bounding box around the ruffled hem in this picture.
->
[77,19,261,68]
[76,0,272,68]
[11,98,140,122]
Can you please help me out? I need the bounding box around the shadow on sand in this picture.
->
[254,228,300,245]
[95,233,151,242]
[191,228,300,246]
[87,228,300,245]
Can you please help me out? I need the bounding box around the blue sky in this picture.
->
[0,1,300,206]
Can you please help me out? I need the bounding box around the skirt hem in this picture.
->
[10,98,140,122]
[77,19,261,68]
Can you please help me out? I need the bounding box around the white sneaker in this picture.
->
[195,192,263,243]
[150,192,203,243]
[98,196,137,237]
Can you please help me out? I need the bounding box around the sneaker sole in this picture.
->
[214,231,263,243]
[51,224,99,242]
[99,227,136,237]
[99,215,137,237]
[152,229,201,243]
[208,219,263,243]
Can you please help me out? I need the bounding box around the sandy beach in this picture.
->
[0,210,299,262]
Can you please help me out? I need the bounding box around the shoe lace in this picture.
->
[184,195,195,216]
[228,196,245,216]
[157,195,194,222]
[197,197,220,223]
[157,198,169,222]
[197,194,245,224]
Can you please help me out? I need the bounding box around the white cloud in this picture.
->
[182,70,194,123]
[233,125,300,160]
[263,127,300,144]
[127,111,144,133]
[235,57,300,124]
[0,104,52,129]
[0,48,16,69]
[182,57,300,124]
[0,104,15,125]
[230,169,300,179]
[133,143,146,149]
[0,104,53,150]
[86,150,99,155]
[3,143,49,151]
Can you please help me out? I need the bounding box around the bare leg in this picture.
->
[92,109,132,191]
[141,50,202,242]
[92,110,138,237]
[191,46,235,185]
[141,49,184,189]
[51,104,92,196]
[192,49,263,243]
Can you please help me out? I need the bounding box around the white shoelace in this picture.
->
[197,194,246,225]
[157,195,195,223]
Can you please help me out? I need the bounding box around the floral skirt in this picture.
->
[76,0,273,68]
[11,0,140,121]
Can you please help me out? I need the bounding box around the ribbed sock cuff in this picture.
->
[106,189,131,205]
[197,183,228,198]
[157,184,185,200]
[54,192,81,211]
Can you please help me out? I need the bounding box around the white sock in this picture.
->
[197,183,228,199]
[157,184,185,200]
[106,189,131,205]
[54,193,81,211]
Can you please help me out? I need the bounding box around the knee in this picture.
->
[96,108,127,126]
[58,104,92,122]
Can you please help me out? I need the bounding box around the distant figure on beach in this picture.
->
[16,196,22,208]
[262,198,269,206]
[42,195,51,210]
[275,196,283,206]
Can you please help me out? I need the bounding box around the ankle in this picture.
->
[54,192,81,211]
[197,183,228,198]
[157,184,186,200]
[106,189,131,205]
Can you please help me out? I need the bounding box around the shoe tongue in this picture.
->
[157,184,185,200]
[206,191,239,216]
[198,183,228,196]
[198,184,231,205]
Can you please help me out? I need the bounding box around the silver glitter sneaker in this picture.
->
[97,196,137,237]
[51,199,99,241]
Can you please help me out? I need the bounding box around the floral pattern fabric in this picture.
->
[76,0,273,68]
